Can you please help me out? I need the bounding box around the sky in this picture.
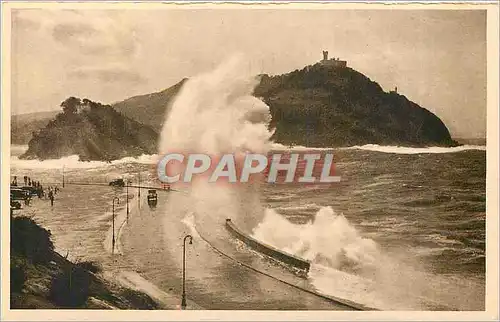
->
[11,7,487,138]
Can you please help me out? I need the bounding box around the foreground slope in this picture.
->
[11,216,159,309]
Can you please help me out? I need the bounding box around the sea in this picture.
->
[9,143,486,311]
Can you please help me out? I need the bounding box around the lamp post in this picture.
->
[181,234,193,310]
[137,172,141,208]
[62,165,65,188]
[126,179,130,222]
[112,197,120,254]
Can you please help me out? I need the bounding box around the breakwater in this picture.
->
[225,218,311,272]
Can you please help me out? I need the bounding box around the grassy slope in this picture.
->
[10,216,160,309]
[112,79,187,132]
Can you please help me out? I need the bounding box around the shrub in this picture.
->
[120,289,159,309]
[49,265,91,308]
[11,216,54,264]
[10,259,27,293]
[76,261,102,274]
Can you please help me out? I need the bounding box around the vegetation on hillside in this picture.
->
[20,97,159,161]
[10,216,159,309]
[112,79,187,132]
[115,63,456,147]
[13,62,458,150]
[11,111,58,145]
[254,63,457,147]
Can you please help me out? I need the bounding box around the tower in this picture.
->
[322,50,328,61]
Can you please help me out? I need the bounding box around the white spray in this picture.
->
[158,55,272,228]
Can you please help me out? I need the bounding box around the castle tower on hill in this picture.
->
[320,50,347,68]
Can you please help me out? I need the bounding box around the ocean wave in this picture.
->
[412,246,455,257]
[423,233,464,246]
[265,193,297,201]
[274,203,322,212]
[10,145,29,155]
[270,142,486,154]
[10,154,159,169]
[343,144,486,154]
[270,143,333,151]
[361,181,393,189]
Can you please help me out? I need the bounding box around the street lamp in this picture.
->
[137,172,141,208]
[125,178,132,222]
[181,234,193,310]
[112,197,120,254]
[62,165,65,188]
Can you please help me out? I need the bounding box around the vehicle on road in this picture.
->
[11,188,28,200]
[147,189,158,208]
[21,186,38,197]
[109,178,125,187]
[10,200,22,210]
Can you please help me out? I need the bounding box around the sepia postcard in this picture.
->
[1,1,499,321]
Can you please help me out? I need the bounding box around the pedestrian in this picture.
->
[24,191,30,206]
[23,176,27,186]
[48,190,54,207]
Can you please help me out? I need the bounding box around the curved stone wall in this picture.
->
[225,218,311,272]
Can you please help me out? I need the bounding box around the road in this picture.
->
[120,190,360,310]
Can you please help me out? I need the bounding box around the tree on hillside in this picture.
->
[61,97,81,114]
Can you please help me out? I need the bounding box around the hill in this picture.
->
[454,137,486,146]
[11,111,58,145]
[114,63,456,147]
[13,62,457,149]
[254,63,456,147]
[112,79,187,132]
[20,97,158,161]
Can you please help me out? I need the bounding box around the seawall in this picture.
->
[225,218,311,272]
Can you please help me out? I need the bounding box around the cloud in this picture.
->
[69,67,145,83]
[10,8,486,138]
[52,22,97,45]
[12,13,41,31]
[48,11,138,58]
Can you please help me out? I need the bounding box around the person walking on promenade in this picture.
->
[48,190,54,207]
